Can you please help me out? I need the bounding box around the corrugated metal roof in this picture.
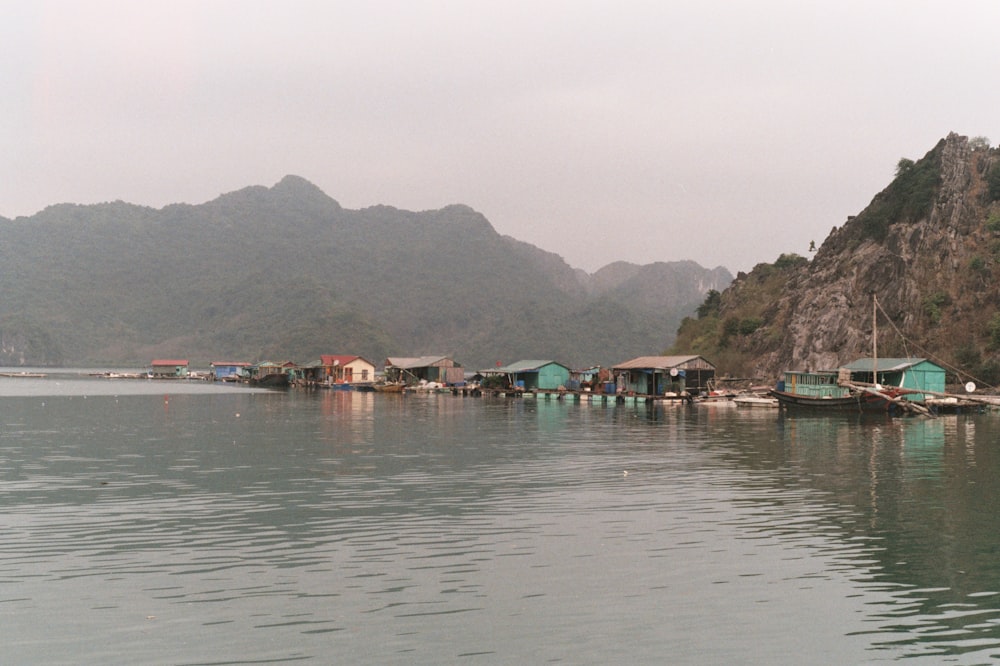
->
[386,356,454,369]
[490,360,568,373]
[842,357,937,372]
[612,355,713,370]
[255,360,296,368]
[151,359,188,366]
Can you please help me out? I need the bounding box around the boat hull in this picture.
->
[769,389,892,411]
[733,395,779,408]
[250,373,289,388]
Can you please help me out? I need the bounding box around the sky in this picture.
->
[3,1,1000,274]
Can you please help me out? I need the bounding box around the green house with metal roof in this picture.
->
[841,357,945,401]
[483,360,572,391]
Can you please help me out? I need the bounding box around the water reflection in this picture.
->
[5,385,1000,663]
[755,412,1000,662]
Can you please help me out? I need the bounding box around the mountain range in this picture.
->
[0,176,731,369]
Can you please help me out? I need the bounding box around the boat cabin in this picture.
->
[776,370,847,399]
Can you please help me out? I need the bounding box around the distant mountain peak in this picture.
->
[270,175,342,209]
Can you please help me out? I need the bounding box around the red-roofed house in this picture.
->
[301,355,376,388]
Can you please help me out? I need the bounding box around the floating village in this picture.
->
[75,350,1000,416]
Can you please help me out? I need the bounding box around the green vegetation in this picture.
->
[922,292,950,325]
[738,318,763,336]
[773,253,808,270]
[0,177,731,368]
[987,211,1000,235]
[696,289,721,318]
[989,162,1000,201]
[858,150,942,242]
[670,253,804,375]
[988,313,1000,350]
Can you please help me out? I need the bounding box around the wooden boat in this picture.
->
[771,296,935,414]
[250,373,289,388]
[769,381,898,411]
[373,382,405,393]
[0,371,47,378]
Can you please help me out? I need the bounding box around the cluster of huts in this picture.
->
[147,354,720,400]
[147,354,971,410]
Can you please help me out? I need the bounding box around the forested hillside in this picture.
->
[0,176,731,368]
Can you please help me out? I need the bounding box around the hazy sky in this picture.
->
[3,1,999,273]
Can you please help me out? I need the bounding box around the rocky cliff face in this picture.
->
[705,133,1000,383]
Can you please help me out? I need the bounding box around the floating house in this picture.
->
[840,357,946,402]
[150,359,189,378]
[569,366,607,391]
[481,360,572,391]
[247,361,296,387]
[210,361,251,382]
[385,356,464,385]
[300,355,376,388]
[612,355,716,396]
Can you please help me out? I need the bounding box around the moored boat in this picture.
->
[250,372,290,388]
[769,381,897,411]
[373,382,405,393]
[733,392,779,408]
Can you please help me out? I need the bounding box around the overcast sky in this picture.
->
[3,1,999,273]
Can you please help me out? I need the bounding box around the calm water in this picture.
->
[3,373,1000,664]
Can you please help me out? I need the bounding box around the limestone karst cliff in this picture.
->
[674,132,1000,386]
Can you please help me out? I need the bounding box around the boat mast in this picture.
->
[872,294,878,386]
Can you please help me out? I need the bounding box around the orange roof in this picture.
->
[151,359,188,366]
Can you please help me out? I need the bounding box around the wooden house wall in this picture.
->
[443,367,464,385]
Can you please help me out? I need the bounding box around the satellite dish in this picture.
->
[966,381,977,393]
[669,368,679,377]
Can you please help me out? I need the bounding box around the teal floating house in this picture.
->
[483,360,572,391]
[840,357,946,401]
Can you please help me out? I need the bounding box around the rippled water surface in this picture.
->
[4,373,1000,664]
